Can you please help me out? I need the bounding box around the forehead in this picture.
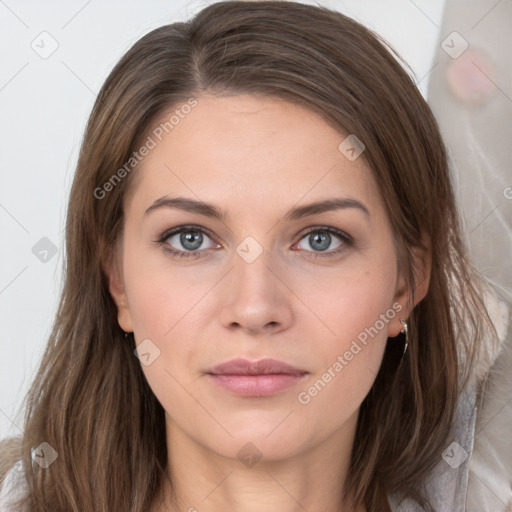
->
[126,93,383,217]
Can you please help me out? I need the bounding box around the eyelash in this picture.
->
[155,225,353,260]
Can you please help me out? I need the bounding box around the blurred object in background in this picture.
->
[428,0,512,299]
[427,1,512,511]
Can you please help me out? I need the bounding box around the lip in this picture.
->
[206,358,309,397]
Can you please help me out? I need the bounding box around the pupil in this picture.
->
[181,231,202,250]
[311,231,330,251]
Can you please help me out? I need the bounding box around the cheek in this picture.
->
[121,243,208,395]
[300,254,397,352]
[122,237,204,338]
[122,252,203,421]
[329,273,395,346]
[294,252,397,415]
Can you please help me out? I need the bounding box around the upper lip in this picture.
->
[207,358,308,376]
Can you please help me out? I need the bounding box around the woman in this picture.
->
[0,1,507,511]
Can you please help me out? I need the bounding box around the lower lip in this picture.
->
[207,373,307,397]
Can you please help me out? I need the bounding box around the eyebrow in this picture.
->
[144,196,370,222]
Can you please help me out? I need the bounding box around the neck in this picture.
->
[151,411,367,512]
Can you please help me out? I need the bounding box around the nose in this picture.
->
[218,246,294,336]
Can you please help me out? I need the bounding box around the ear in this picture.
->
[388,232,432,337]
[102,243,133,333]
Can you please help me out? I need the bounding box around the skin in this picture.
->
[105,93,431,512]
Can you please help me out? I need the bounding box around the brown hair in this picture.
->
[3,1,496,510]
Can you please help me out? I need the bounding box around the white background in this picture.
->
[0,0,448,440]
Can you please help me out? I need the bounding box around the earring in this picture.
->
[399,319,408,356]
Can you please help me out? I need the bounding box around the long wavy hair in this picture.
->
[1,1,497,510]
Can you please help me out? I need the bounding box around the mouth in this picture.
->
[205,358,309,397]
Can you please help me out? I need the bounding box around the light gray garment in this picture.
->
[388,287,511,511]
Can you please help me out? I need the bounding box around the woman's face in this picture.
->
[107,93,416,462]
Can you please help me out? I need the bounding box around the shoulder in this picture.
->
[466,291,512,511]
[0,459,29,511]
[0,436,30,512]
[388,286,512,512]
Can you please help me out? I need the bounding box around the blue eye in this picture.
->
[156,225,353,260]
[294,227,353,258]
[157,225,219,259]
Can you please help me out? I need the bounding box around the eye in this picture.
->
[156,225,353,260]
[294,227,353,258]
[156,226,220,259]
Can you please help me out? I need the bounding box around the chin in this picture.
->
[199,415,310,461]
